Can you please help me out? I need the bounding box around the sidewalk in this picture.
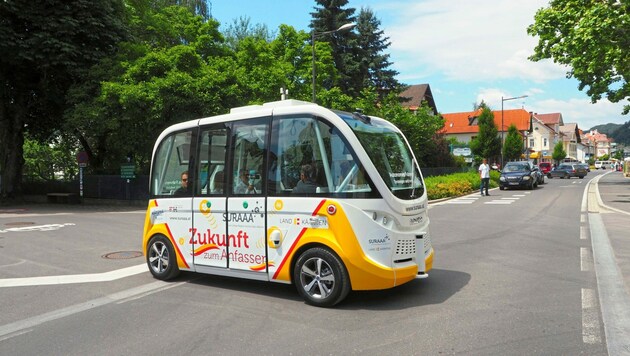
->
[595,170,630,286]
[592,170,630,352]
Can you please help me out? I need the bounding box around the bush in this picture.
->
[425,170,499,200]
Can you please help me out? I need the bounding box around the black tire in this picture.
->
[499,186,505,190]
[528,181,534,190]
[293,247,350,307]
[147,235,180,280]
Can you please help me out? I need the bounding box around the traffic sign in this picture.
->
[120,164,136,179]
[77,151,89,165]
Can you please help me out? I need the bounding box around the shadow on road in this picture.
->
[342,268,470,310]
[177,268,470,310]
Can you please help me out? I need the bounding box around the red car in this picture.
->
[539,162,552,177]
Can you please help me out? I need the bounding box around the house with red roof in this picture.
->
[584,129,612,158]
[441,108,532,143]
[527,114,560,162]
[441,108,533,163]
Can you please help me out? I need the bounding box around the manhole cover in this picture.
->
[5,222,35,227]
[102,251,143,259]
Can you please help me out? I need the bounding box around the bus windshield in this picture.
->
[337,111,424,200]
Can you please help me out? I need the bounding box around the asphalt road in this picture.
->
[0,170,623,355]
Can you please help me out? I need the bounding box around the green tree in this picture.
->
[0,0,127,198]
[354,7,399,97]
[469,105,501,163]
[503,124,523,162]
[64,5,238,174]
[310,0,357,95]
[552,141,567,164]
[23,134,77,182]
[366,93,451,167]
[528,0,630,114]
[613,149,624,160]
[222,16,272,50]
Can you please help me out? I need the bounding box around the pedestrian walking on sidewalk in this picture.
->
[479,158,490,196]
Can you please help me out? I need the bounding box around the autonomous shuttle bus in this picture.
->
[142,99,433,307]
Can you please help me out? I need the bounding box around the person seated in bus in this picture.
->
[173,171,189,196]
[293,164,317,194]
[234,169,256,194]
[211,171,224,194]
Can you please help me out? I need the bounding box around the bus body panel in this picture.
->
[266,197,432,290]
[192,197,228,269]
[143,100,434,302]
[143,199,194,271]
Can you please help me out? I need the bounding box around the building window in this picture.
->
[543,138,548,147]
[529,138,535,147]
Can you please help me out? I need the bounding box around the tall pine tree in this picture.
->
[355,7,399,97]
[310,0,357,95]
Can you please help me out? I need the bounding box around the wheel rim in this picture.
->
[149,241,169,274]
[300,257,335,300]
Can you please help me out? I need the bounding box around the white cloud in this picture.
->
[530,98,628,130]
[473,88,628,129]
[383,0,567,82]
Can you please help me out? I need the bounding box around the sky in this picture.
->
[211,0,628,130]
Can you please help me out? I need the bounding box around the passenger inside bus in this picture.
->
[234,169,256,194]
[293,164,317,194]
[173,171,190,196]
[211,171,224,194]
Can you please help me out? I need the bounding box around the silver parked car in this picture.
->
[549,163,587,179]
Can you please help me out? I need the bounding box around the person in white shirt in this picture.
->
[478,158,490,196]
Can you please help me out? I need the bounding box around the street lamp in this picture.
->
[501,95,528,166]
[312,23,356,103]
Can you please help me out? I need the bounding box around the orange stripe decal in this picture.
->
[272,227,307,280]
[164,223,190,269]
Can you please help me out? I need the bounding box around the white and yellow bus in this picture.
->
[142,99,433,307]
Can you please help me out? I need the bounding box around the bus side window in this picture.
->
[197,125,228,196]
[229,118,269,196]
[151,130,194,197]
[270,116,373,197]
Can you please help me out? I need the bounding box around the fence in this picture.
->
[24,175,149,201]
[22,167,470,200]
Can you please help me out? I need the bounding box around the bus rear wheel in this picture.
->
[293,247,350,307]
[147,235,180,280]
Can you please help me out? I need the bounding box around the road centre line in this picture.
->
[0,280,183,340]
[0,264,147,288]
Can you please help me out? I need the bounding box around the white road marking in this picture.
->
[0,223,75,234]
[582,288,602,344]
[0,280,183,340]
[0,264,148,288]
[581,248,592,272]
[0,213,73,218]
[484,201,513,204]
[580,225,588,240]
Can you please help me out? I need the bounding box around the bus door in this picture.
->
[192,124,228,269]
[150,129,197,270]
[225,118,269,273]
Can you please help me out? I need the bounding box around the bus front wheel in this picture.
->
[293,247,350,307]
[147,235,180,280]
